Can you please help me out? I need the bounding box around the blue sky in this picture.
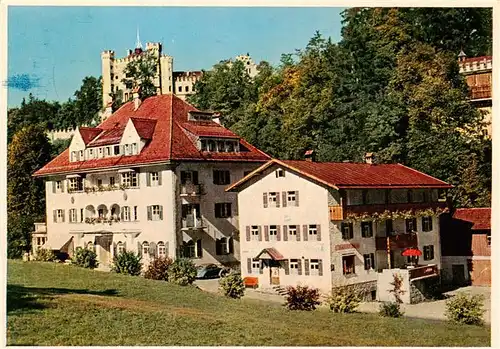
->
[7,6,345,108]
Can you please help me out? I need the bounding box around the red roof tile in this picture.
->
[130,117,156,139]
[79,127,102,145]
[88,128,125,147]
[227,159,452,191]
[255,247,285,261]
[460,56,492,64]
[453,208,491,230]
[34,95,270,176]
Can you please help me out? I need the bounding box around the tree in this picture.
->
[73,76,102,126]
[121,52,158,101]
[7,125,52,257]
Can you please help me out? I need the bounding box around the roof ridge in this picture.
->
[395,163,451,186]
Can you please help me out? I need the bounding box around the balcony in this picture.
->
[180,183,204,197]
[34,222,47,233]
[345,201,447,216]
[329,205,343,220]
[181,215,205,230]
[409,264,439,280]
[470,85,492,101]
[375,233,418,250]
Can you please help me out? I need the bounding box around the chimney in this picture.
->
[212,112,221,125]
[132,87,141,111]
[365,152,374,165]
[304,150,315,162]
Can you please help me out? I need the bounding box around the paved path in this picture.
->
[195,279,491,323]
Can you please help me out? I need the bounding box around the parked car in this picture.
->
[196,264,223,279]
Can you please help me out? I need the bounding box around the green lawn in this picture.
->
[7,260,490,346]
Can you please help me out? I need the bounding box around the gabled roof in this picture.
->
[453,208,491,231]
[78,127,102,145]
[87,127,125,147]
[226,159,452,192]
[255,247,285,261]
[34,95,270,177]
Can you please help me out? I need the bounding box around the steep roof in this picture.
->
[453,208,491,230]
[88,127,125,147]
[227,159,452,191]
[34,95,270,177]
[78,127,102,145]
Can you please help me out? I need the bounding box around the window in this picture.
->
[287,191,297,206]
[216,237,232,255]
[68,178,83,191]
[308,225,318,239]
[181,171,198,185]
[208,140,216,152]
[150,205,163,221]
[182,240,196,258]
[216,141,225,152]
[361,221,373,238]
[157,242,166,257]
[342,255,356,275]
[122,206,131,221]
[276,169,285,178]
[80,208,84,222]
[97,179,102,187]
[134,206,138,221]
[405,218,417,233]
[150,172,159,186]
[215,203,232,218]
[288,225,297,238]
[268,192,278,207]
[226,141,235,152]
[87,241,95,251]
[385,219,394,235]
[213,170,230,185]
[363,253,375,270]
[185,86,189,92]
[132,143,138,155]
[54,209,65,223]
[200,139,207,151]
[69,209,77,223]
[142,242,150,256]
[114,145,120,155]
[251,226,259,241]
[109,177,115,186]
[99,147,103,158]
[105,147,111,156]
[341,222,354,240]
[121,172,138,187]
[289,259,299,275]
[79,150,84,160]
[422,216,433,232]
[269,225,277,240]
[487,233,491,246]
[252,259,261,274]
[310,259,320,276]
[117,242,125,255]
[124,144,130,155]
[178,86,182,92]
[55,180,62,193]
[423,245,435,261]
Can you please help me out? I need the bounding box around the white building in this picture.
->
[33,93,270,269]
[227,153,451,302]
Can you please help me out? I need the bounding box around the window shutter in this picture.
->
[159,206,163,220]
[263,193,268,208]
[120,207,124,221]
[295,191,299,206]
[283,225,288,241]
[264,225,269,241]
[146,172,151,186]
[149,242,157,258]
[317,225,321,241]
[297,259,302,275]
[215,239,222,255]
[158,171,162,186]
[296,225,301,241]
[123,241,127,251]
[61,181,65,193]
[276,225,281,241]
[371,253,375,269]
[229,238,234,254]
[62,211,65,223]
[258,226,262,241]
[196,239,203,258]
[318,260,323,276]
[282,192,287,207]
[52,181,56,193]
[276,192,280,207]
[53,210,57,223]
[259,261,264,274]
[303,225,308,241]
[246,226,250,241]
[247,258,252,273]
[137,242,142,256]
[284,260,289,275]
[147,206,152,221]
[305,259,310,276]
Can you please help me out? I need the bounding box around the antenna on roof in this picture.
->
[136,26,143,49]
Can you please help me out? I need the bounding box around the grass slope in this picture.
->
[7,260,490,346]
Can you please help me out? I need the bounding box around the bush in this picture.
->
[219,273,245,299]
[111,251,142,276]
[144,257,173,281]
[326,285,363,313]
[168,258,197,286]
[445,292,485,325]
[379,301,404,318]
[284,285,321,311]
[33,248,57,262]
[72,248,98,269]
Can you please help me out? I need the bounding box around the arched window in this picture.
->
[142,241,150,256]
[117,241,125,255]
[157,241,166,257]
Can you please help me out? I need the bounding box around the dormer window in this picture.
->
[208,140,216,152]
[217,141,225,152]
[105,147,111,157]
[79,150,84,160]
[200,140,207,151]
[227,142,234,152]
[132,143,138,155]
[124,144,130,155]
[99,148,104,158]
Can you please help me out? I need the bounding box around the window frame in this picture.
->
[69,208,77,223]
[309,259,320,276]
[422,216,433,232]
[275,169,285,178]
[213,170,230,185]
[361,221,373,238]
[423,245,435,261]
[251,226,259,241]
[341,222,354,240]
[363,253,375,270]
[151,205,162,221]
[342,254,356,275]
[150,172,159,186]
[289,259,299,275]
[269,225,277,240]
[215,202,232,218]
[287,191,297,206]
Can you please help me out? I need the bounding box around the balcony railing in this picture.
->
[180,183,204,196]
[67,184,138,194]
[329,205,343,220]
[34,223,47,233]
[375,233,418,250]
[409,264,439,280]
[84,216,121,225]
[470,85,492,100]
[181,215,204,229]
[345,201,447,216]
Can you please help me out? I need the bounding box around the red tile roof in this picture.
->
[453,208,491,230]
[460,56,492,64]
[255,247,285,261]
[130,117,156,139]
[88,128,125,147]
[227,159,452,191]
[79,127,102,145]
[34,95,270,177]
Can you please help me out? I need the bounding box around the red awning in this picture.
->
[401,248,422,257]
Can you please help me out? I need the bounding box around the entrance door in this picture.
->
[269,261,280,285]
[95,235,112,266]
[452,264,466,285]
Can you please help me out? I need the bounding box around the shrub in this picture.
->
[326,285,363,313]
[389,273,406,303]
[445,292,485,325]
[33,248,57,262]
[284,285,321,311]
[72,248,98,269]
[144,257,173,281]
[169,258,197,286]
[111,251,142,276]
[379,301,404,318]
[219,273,245,299]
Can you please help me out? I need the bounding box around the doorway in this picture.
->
[95,235,112,266]
[268,260,280,285]
[452,264,466,285]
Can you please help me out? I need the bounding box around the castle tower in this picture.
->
[101,50,115,108]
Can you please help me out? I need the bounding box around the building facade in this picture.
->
[33,94,270,269]
[227,155,451,301]
[173,71,203,101]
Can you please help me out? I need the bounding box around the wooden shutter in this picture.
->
[295,191,299,206]
[159,206,163,220]
[52,181,56,193]
[137,242,142,256]
[263,193,268,208]
[146,172,151,186]
[276,225,281,241]
[282,191,287,207]
[318,259,323,276]
[284,260,289,275]
[61,181,65,193]
[264,226,269,241]
[147,206,152,221]
[303,225,308,241]
[196,239,203,258]
[305,259,310,275]
[246,226,251,241]
[296,225,301,241]
[258,226,262,241]
[276,192,280,207]
[297,259,302,275]
[215,239,222,255]
[247,258,252,273]
[149,242,157,258]
[62,210,65,223]
[229,238,234,254]
[53,210,57,223]
[283,225,288,241]
[317,225,321,241]
[158,171,162,186]
[120,207,124,221]
[371,253,375,269]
